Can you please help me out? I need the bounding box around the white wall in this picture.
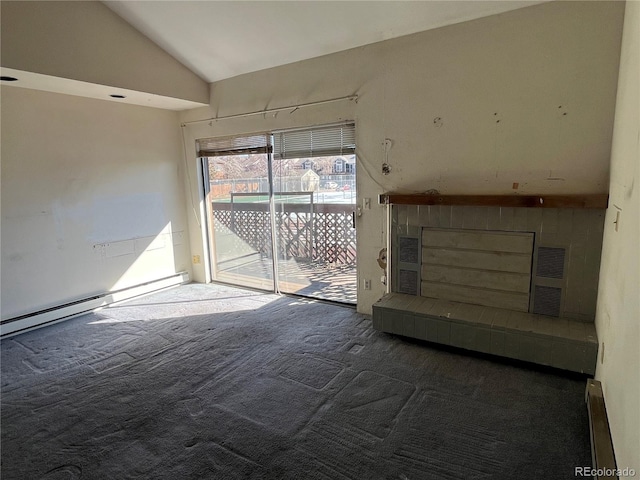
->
[1,1,208,104]
[180,1,624,314]
[1,87,191,319]
[595,1,640,476]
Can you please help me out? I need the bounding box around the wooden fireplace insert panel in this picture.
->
[422,229,534,312]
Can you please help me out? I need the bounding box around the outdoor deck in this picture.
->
[211,200,357,304]
[216,255,357,304]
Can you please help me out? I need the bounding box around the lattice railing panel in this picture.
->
[276,212,313,260]
[213,209,272,256]
[212,203,356,265]
[312,211,356,265]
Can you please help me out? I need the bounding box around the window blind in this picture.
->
[197,133,271,157]
[273,123,355,160]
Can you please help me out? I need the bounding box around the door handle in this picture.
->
[352,211,356,228]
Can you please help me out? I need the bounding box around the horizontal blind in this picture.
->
[273,123,355,159]
[197,133,271,157]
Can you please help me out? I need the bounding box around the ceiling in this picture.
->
[104,1,546,84]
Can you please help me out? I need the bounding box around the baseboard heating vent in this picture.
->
[585,379,618,480]
[1,272,190,338]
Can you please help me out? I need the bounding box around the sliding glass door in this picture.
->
[205,152,274,291]
[200,124,357,304]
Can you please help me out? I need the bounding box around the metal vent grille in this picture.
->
[536,247,566,279]
[533,286,562,317]
[398,270,418,295]
[399,237,419,264]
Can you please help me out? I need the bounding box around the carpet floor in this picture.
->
[1,283,591,479]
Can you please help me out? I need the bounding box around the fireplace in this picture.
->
[373,194,607,374]
[391,199,605,321]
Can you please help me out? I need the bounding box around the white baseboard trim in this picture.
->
[1,272,190,338]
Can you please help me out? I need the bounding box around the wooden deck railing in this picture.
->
[211,202,356,265]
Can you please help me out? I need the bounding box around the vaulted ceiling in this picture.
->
[104,1,546,83]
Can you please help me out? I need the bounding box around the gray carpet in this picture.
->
[1,284,591,479]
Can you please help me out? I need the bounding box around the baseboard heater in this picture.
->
[585,379,619,480]
[0,272,190,338]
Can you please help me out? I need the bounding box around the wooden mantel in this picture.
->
[379,193,609,209]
